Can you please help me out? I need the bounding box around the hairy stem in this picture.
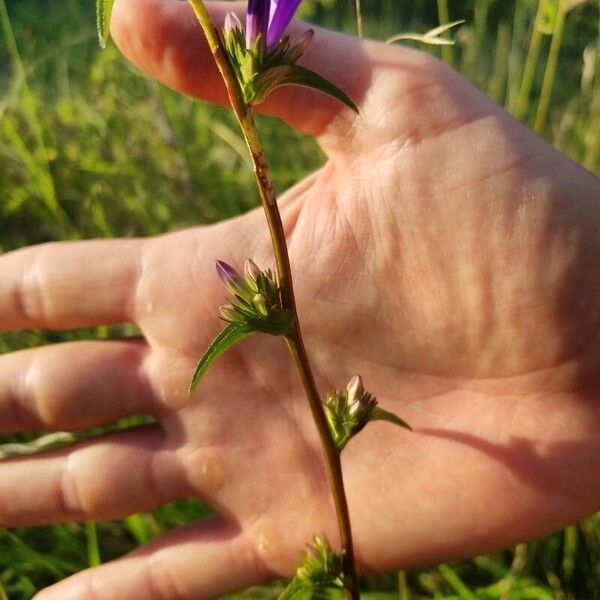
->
[285,335,359,599]
[186,1,360,597]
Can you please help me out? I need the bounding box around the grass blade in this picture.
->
[96,0,114,48]
[85,521,101,567]
[534,0,568,133]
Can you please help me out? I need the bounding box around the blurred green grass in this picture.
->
[1,0,600,598]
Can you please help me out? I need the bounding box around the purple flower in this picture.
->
[267,0,303,49]
[245,0,303,51]
[245,0,270,49]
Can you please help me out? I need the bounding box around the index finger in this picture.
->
[0,238,142,331]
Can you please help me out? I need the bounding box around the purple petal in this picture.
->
[246,0,270,48]
[215,260,244,293]
[266,0,303,50]
[268,0,279,25]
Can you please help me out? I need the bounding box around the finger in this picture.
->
[0,426,187,526]
[110,0,406,137]
[34,517,272,600]
[0,340,158,433]
[0,238,142,330]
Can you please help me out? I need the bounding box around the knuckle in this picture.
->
[146,552,186,600]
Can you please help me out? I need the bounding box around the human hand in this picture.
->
[1,1,600,598]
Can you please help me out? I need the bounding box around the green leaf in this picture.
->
[189,323,255,393]
[277,578,312,600]
[96,0,114,48]
[386,20,465,46]
[370,406,412,431]
[254,65,358,113]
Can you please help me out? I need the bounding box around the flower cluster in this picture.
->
[324,375,412,451]
[216,260,293,336]
[220,0,357,110]
[296,536,344,589]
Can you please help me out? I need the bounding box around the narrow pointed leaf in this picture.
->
[370,406,412,431]
[189,323,255,393]
[386,20,465,46]
[423,19,466,39]
[96,0,114,48]
[254,65,358,113]
[387,34,456,46]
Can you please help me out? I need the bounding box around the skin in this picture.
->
[0,1,599,598]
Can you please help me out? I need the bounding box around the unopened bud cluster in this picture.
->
[296,536,344,589]
[324,375,376,451]
[222,17,313,105]
[324,375,411,451]
[216,259,293,335]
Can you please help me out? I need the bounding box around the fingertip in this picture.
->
[33,577,89,600]
[111,0,225,103]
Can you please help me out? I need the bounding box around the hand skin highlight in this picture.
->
[0,1,599,598]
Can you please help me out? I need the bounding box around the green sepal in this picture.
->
[189,322,255,394]
[96,0,114,48]
[277,579,312,600]
[370,406,412,431]
[253,65,358,113]
[252,308,295,337]
[278,536,344,600]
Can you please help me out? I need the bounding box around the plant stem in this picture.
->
[436,0,453,65]
[515,0,546,121]
[355,0,364,38]
[185,1,360,597]
[285,336,359,600]
[533,0,567,134]
[398,570,409,600]
[506,0,528,113]
[85,521,101,567]
[242,110,360,597]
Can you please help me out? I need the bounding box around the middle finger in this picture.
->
[0,339,158,433]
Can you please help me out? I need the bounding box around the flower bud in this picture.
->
[244,258,262,281]
[246,0,269,49]
[292,29,314,55]
[215,260,245,295]
[252,293,269,316]
[296,536,343,587]
[224,11,242,35]
[346,374,364,405]
[219,303,240,323]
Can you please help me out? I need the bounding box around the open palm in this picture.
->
[1,1,599,598]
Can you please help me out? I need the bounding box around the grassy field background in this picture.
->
[1,0,600,598]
